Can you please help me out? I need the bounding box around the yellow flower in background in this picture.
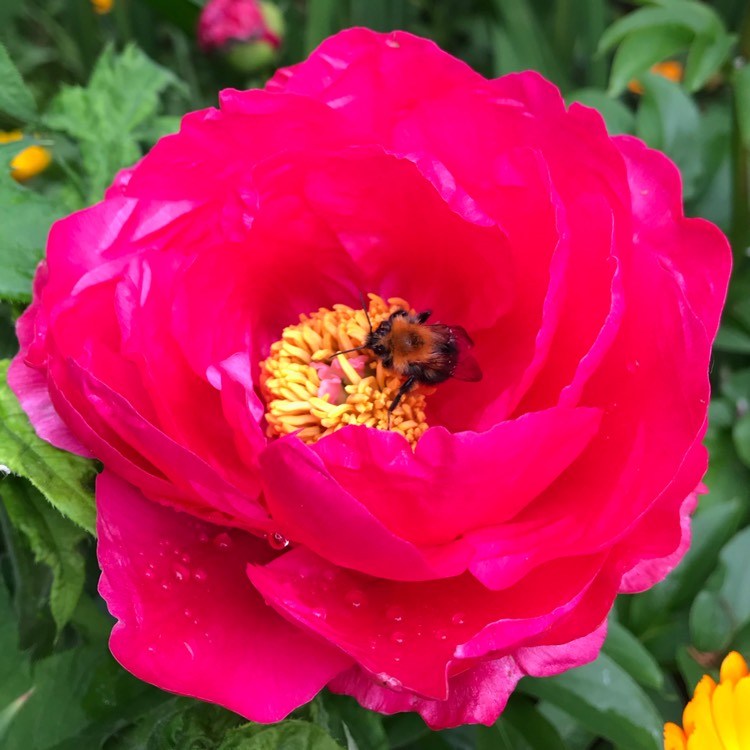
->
[0,130,52,182]
[91,0,114,14]
[628,60,684,95]
[664,651,750,749]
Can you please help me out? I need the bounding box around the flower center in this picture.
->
[260,294,431,448]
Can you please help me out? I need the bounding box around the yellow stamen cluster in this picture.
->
[260,294,431,448]
[664,650,750,749]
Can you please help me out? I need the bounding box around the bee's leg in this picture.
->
[416,310,431,324]
[387,376,416,430]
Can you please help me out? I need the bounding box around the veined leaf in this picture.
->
[0,360,97,534]
[0,43,37,123]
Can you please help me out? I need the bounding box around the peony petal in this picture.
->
[311,407,602,547]
[97,471,352,722]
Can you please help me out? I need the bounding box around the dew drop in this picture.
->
[323,569,337,583]
[144,568,155,579]
[375,672,403,692]
[434,629,448,641]
[147,645,156,654]
[198,532,209,544]
[193,569,208,583]
[212,532,233,550]
[183,641,195,660]
[311,608,327,621]
[268,531,290,550]
[451,612,466,626]
[183,608,193,619]
[161,581,171,591]
[386,605,404,622]
[393,656,401,662]
[181,553,191,564]
[173,563,190,582]
[390,631,406,645]
[369,639,378,650]
[345,589,366,608]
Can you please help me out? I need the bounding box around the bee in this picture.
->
[334,302,482,427]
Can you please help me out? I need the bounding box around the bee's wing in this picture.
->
[447,326,483,382]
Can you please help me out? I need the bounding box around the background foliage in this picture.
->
[0,1,748,748]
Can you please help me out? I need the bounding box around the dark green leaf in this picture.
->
[0,360,97,534]
[500,696,567,750]
[717,526,750,629]
[675,646,709,696]
[383,713,430,749]
[598,7,704,54]
[735,64,750,151]
[219,720,343,750]
[608,25,693,96]
[603,620,664,689]
[689,590,733,651]
[732,410,750,466]
[520,653,662,750]
[0,43,37,123]
[1,478,86,632]
[321,694,388,750]
[714,325,750,354]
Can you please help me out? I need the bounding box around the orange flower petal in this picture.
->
[712,681,740,750]
[734,676,750,748]
[664,722,688,750]
[720,652,749,685]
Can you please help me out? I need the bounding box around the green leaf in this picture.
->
[608,25,693,96]
[627,499,745,633]
[500,696,567,750]
[689,590,733,651]
[714,325,750,354]
[0,176,64,303]
[219,720,344,750]
[732,410,750,466]
[603,620,664,689]
[320,694,388,750]
[683,31,736,92]
[0,360,97,534]
[44,44,182,202]
[384,714,430,749]
[598,6,705,54]
[636,73,702,199]
[1,478,86,632]
[566,89,635,135]
[0,43,37,123]
[520,653,662,750]
[717,526,750,629]
[675,646,709,695]
[735,64,750,151]
[0,582,32,745]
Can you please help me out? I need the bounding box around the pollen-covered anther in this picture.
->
[260,294,431,447]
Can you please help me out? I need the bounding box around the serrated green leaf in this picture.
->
[566,89,635,135]
[1,478,86,632]
[0,43,37,123]
[689,590,733,651]
[735,64,750,151]
[608,25,693,96]
[44,44,182,202]
[683,32,736,92]
[603,620,664,689]
[220,720,344,750]
[520,653,662,750]
[0,176,64,303]
[0,360,97,534]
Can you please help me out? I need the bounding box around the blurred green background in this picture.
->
[1,1,749,748]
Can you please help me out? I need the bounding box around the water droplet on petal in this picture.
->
[212,532,233,550]
[173,563,190,582]
[144,568,155,579]
[161,580,171,591]
[311,608,327,621]
[434,629,448,641]
[147,645,156,654]
[181,553,191,564]
[183,641,195,659]
[198,532,209,544]
[345,589,366,608]
[183,608,193,619]
[451,612,465,626]
[193,569,208,583]
[323,569,337,582]
[268,531,289,550]
[391,631,405,645]
[376,672,402,691]
[386,605,404,622]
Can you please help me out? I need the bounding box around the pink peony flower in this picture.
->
[9,29,730,728]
